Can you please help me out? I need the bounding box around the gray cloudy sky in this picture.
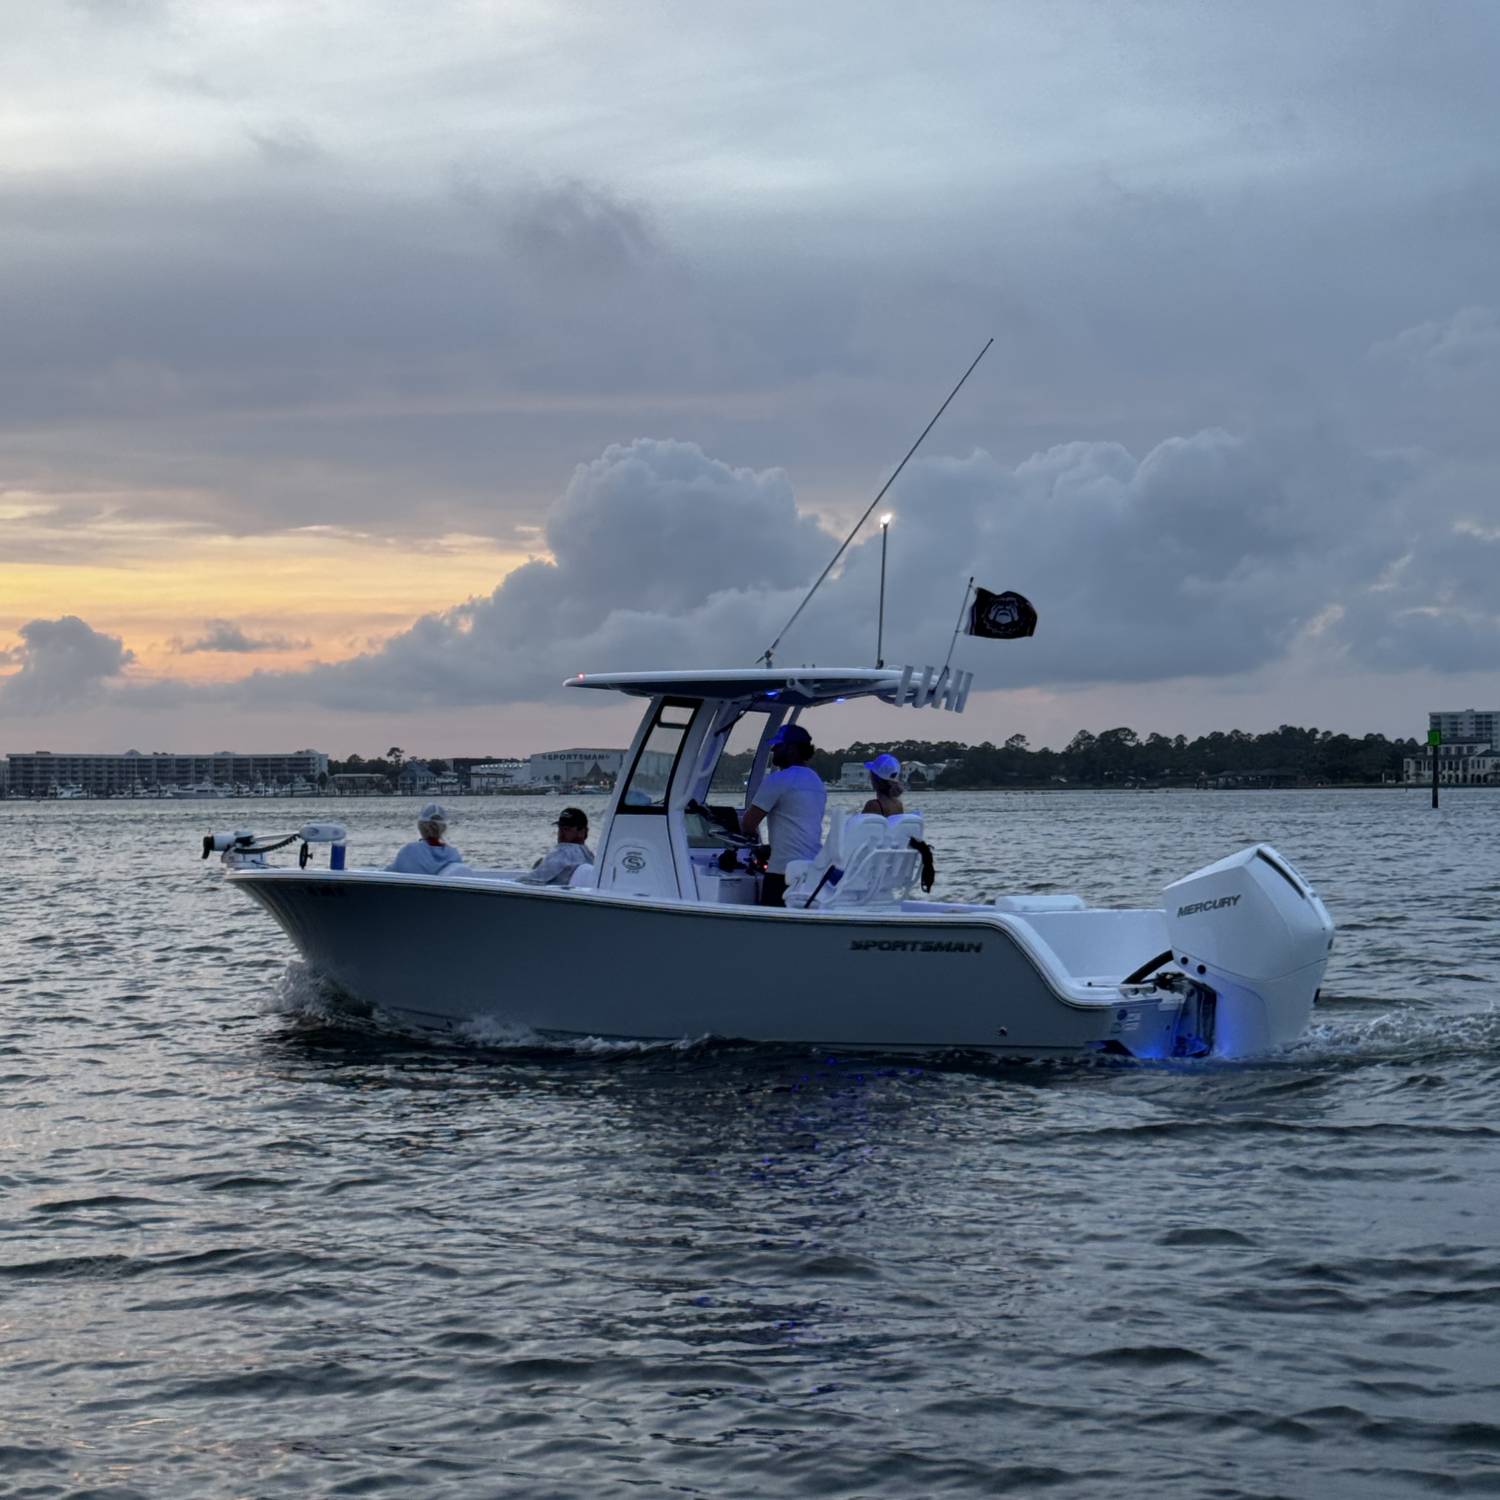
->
[2,0,1498,756]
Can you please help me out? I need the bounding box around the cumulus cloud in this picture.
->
[233,438,832,709]
[0,616,135,712]
[173,619,311,654]
[214,423,1449,713]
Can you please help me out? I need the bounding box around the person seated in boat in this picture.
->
[862,753,905,816]
[387,802,464,875]
[740,722,826,907]
[519,805,594,886]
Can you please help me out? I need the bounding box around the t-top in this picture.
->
[387,839,464,876]
[751,766,827,874]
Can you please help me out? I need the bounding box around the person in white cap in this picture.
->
[862,753,905,817]
[387,802,465,875]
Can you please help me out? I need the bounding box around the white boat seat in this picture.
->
[886,811,924,845]
[783,812,887,901]
[568,863,598,890]
[814,845,922,909]
[786,812,932,908]
[994,893,1087,913]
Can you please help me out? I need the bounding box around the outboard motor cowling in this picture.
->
[1162,844,1333,1056]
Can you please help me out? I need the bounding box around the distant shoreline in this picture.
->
[2,782,1479,804]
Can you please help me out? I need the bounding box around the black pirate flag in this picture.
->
[966,586,1038,640]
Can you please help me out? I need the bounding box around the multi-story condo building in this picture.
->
[4,748,329,797]
[1429,709,1500,745]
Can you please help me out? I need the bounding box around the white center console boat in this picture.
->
[212,665,1334,1058]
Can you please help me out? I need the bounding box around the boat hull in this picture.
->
[231,871,1169,1055]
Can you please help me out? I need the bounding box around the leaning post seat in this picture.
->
[818,845,922,908]
[783,813,886,904]
[785,812,925,909]
[885,811,924,845]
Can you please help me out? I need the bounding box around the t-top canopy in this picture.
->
[565,668,902,708]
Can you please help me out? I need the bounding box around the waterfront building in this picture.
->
[1401,710,1500,785]
[470,759,533,791]
[528,748,627,787]
[1430,709,1500,745]
[331,773,388,795]
[3,748,328,798]
[1402,741,1499,786]
[395,761,461,797]
[396,760,436,794]
[470,747,677,794]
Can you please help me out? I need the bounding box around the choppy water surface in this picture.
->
[2,790,1498,1498]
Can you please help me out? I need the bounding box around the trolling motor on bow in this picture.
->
[201,823,349,870]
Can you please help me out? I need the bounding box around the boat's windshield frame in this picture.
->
[612,695,702,816]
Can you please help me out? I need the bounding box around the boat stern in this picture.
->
[1162,845,1334,1057]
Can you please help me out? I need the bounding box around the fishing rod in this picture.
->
[758,336,994,667]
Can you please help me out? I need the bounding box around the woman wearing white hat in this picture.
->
[387,802,465,875]
[862,754,905,817]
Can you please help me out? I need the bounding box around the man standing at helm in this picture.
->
[740,723,826,907]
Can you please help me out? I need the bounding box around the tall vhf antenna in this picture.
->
[759,337,994,667]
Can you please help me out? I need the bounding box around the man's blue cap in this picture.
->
[768,722,812,748]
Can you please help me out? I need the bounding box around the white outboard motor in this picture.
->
[1162,844,1334,1056]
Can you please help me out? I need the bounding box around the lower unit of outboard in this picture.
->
[1168,975,1217,1058]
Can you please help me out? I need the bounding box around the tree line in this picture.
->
[868,725,1415,787]
[719,725,1419,789]
[334,725,1422,793]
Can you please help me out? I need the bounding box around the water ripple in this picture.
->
[1,791,1498,1498]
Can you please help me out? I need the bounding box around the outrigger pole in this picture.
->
[758,337,994,667]
[941,575,975,673]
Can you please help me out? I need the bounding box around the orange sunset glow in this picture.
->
[0,500,534,683]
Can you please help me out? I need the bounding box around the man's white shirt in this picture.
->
[751,766,827,874]
[520,842,595,886]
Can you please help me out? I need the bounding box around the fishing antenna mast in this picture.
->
[758,337,993,667]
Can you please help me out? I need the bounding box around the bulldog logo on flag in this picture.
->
[967,587,1038,640]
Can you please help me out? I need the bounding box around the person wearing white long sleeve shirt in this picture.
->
[388,802,464,875]
[520,806,595,886]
